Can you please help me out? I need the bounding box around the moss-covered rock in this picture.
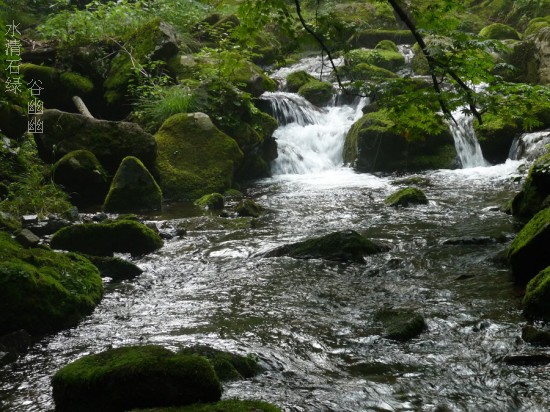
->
[83,255,143,281]
[374,309,427,342]
[344,63,398,81]
[195,193,224,210]
[511,152,550,219]
[298,80,334,107]
[36,109,157,174]
[52,345,222,412]
[411,43,430,76]
[0,102,27,140]
[473,113,523,164]
[385,187,428,207]
[345,48,405,72]
[286,70,317,93]
[479,23,521,40]
[236,198,264,218]
[344,110,456,172]
[523,266,550,321]
[506,207,550,284]
[233,60,277,97]
[52,150,108,207]
[0,231,102,336]
[51,220,163,257]
[263,230,388,263]
[351,29,415,49]
[104,156,162,213]
[20,63,94,111]
[134,399,282,412]
[155,112,243,200]
[178,346,261,382]
[375,40,399,52]
[524,16,550,37]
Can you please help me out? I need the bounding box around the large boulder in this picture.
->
[263,230,388,263]
[512,151,550,219]
[103,156,162,213]
[155,112,243,200]
[51,345,222,412]
[523,266,550,321]
[0,231,102,336]
[374,308,427,342]
[506,207,550,284]
[286,70,316,93]
[479,23,521,40]
[51,220,163,257]
[345,48,405,72]
[344,110,457,172]
[52,150,108,207]
[35,109,157,173]
[505,27,550,85]
[298,80,334,107]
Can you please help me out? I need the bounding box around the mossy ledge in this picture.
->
[523,266,550,321]
[133,399,282,412]
[51,220,163,257]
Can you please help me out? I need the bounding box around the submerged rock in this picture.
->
[506,207,550,284]
[522,325,550,346]
[195,193,225,211]
[133,399,282,412]
[263,230,388,263]
[51,220,163,257]
[51,345,222,412]
[83,255,143,281]
[236,198,264,217]
[385,187,428,207]
[374,308,427,342]
[502,353,550,366]
[523,266,550,321]
[0,231,102,336]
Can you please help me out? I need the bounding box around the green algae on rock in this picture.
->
[374,308,427,342]
[511,151,550,219]
[298,80,334,107]
[133,399,282,412]
[286,70,316,93]
[195,193,224,211]
[523,266,550,321]
[0,231,102,336]
[236,198,264,218]
[385,187,429,207]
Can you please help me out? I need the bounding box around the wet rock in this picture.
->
[25,217,72,237]
[0,330,31,366]
[195,193,225,211]
[374,308,427,342]
[298,80,334,107]
[51,345,222,412]
[236,198,264,217]
[522,325,550,346]
[14,228,40,248]
[506,208,550,284]
[103,156,162,213]
[511,151,550,219]
[502,353,550,366]
[178,345,262,381]
[263,230,388,263]
[385,187,428,207]
[522,266,550,321]
[442,236,497,245]
[51,220,163,257]
[83,255,143,281]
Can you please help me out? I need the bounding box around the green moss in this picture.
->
[104,156,162,213]
[286,70,316,93]
[52,345,222,412]
[385,187,429,207]
[233,61,277,97]
[512,152,550,219]
[506,207,550,284]
[345,48,405,72]
[155,113,243,201]
[412,43,430,75]
[51,220,163,257]
[374,309,427,342]
[523,266,550,321]
[375,40,399,52]
[479,23,521,40]
[352,29,415,49]
[133,399,282,412]
[0,231,102,335]
[345,63,397,81]
[297,80,334,107]
[195,193,224,210]
[223,189,243,198]
[236,198,264,218]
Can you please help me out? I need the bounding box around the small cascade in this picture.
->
[449,111,489,168]
[397,44,415,77]
[270,55,344,85]
[259,92,324,126]
[509,130,550,161]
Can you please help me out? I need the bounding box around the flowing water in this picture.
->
[2,60,550,412]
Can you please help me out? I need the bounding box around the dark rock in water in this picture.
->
[25,217,72,237]
[385,187,428,207]
[522,266,550,321]
[15,228,40,248]
[442,236,497,245]
[263,230,388,263]
[195,193,225,211]
[374,308,427,342]
[178,345,262,381]
[51,220,163,257]
[522,325,550,346]
[511,152,550,219]
[0,330,31,366]
[236,198,264,217]
[51,345,222,412]
[83,255,143,281]
[103,156,162,213]
[502,353,550,366]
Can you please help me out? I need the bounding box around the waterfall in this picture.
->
[449,110,489,168]
[509,130,550,161]
[260,92,367,175]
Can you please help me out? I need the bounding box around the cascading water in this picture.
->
[448,110,489,168]
[509,129,550,161]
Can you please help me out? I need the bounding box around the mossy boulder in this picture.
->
[344,62,398,81]
[473,113,522,164]
[104,156,162,213]
[263,230,388,263]
[155,112,243,200]
[506,207,550,284]
[35,109,157,174]
[351,29,415,49]
[345,48,405,72]
[134,399,282,412]
[374,309,427,342]
[511,151,550,219]
[525,16,550,37]
[52,150,108,207]
[523,266,550,321]
[479,23,521,40]
[83,255,143,281]
[286,70,317,93]
[52,345,222,412]
[385,187,428,207]
[298,80,334,107]
[51,220,163,257]
[375,40,399,52]
[178,345,262,381]
[236,198,264,218]
[195,193,224,211]
[233,60,277,97]
[104,19,179,110]
[0,231,102,336]
[344,110,456,172]
[20,64,94,111]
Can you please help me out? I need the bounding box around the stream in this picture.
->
[2,58,550,411]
